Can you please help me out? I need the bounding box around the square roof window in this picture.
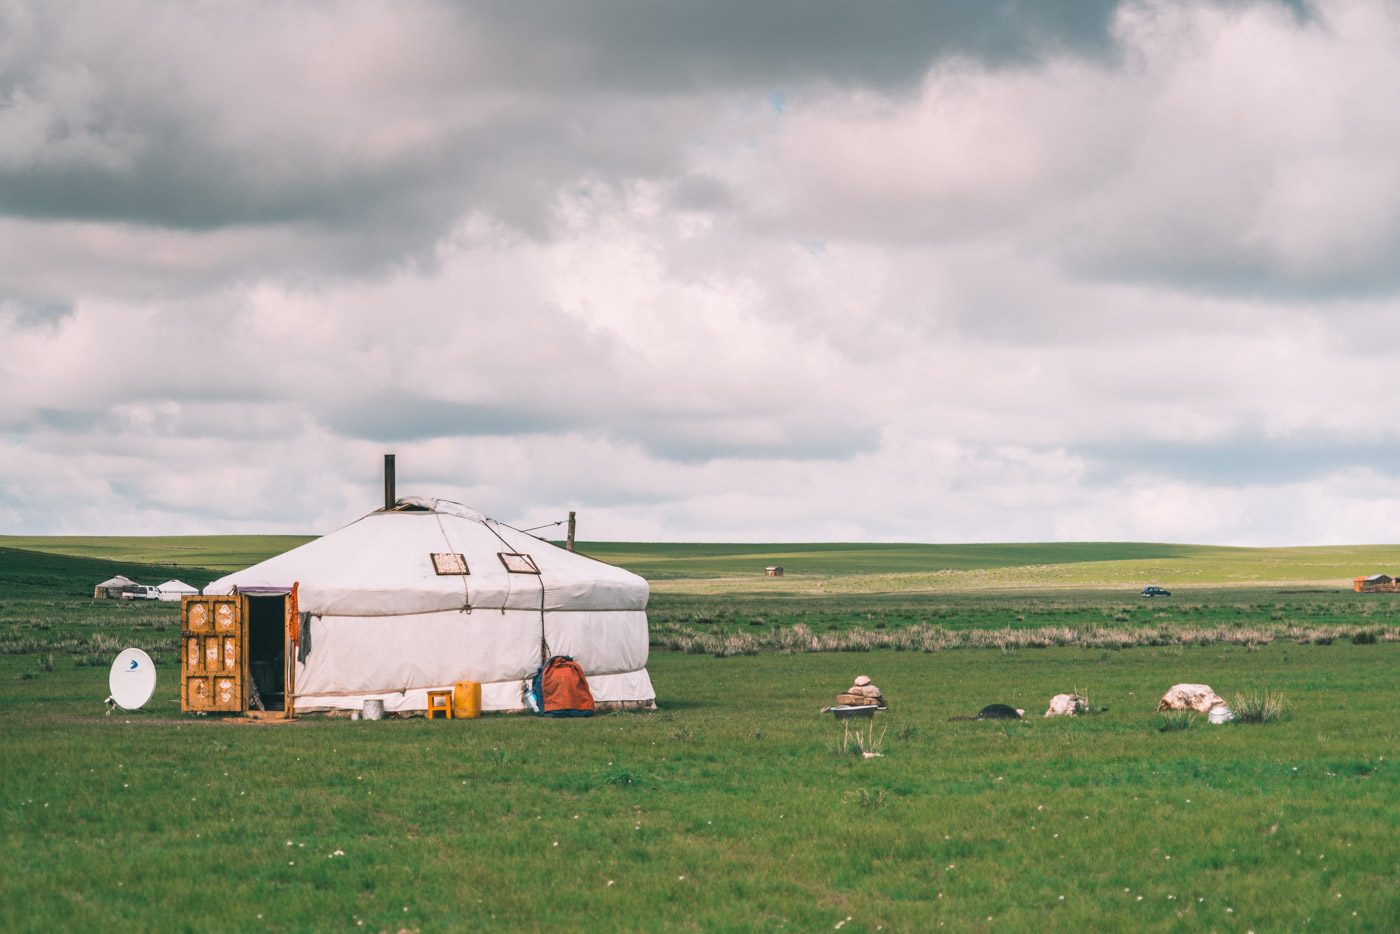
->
[498,552,540,574]
[431,553,470,575]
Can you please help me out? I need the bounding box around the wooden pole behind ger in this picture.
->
[566,511,576,552]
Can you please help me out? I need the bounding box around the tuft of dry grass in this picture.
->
[833,719,887,758]
[1159,711,1195,732]
[1231,690,1287,723]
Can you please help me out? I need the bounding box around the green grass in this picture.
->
[3,644,1397,930]
[2,543,1399,929]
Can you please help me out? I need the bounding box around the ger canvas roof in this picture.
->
[204,498,647,617]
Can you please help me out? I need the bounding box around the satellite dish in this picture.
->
[108,648,157,711]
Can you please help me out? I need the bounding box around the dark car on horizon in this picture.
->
[1141,586,1171,597]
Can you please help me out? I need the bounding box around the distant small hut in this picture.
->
[765,566,784,577]
[1353,574,1398,593]
[156,580,199,602]
[94,575,140,599]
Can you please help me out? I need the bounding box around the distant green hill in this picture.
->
[578,541,1400,593]
[4,535,1399,594]
[0,535,313,573]
[578,541,1202,579]
[0,546,221,598]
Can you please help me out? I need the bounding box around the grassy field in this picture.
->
[7,534,1400,589]
[2,541,1398,930]
[590,541,1400,594]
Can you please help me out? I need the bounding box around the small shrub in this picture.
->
[1352,630,1378,645]
[1064,687,1106,715]
[712,633,758,657]
[1231,690,1286,724]
[37,654,54,673]
[1159,711,1195,732]
[0,636,44,655]
[599,767,639,786]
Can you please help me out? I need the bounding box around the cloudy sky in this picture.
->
[3,0,1400,544]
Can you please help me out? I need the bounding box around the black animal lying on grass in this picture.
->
[948,704,1025,722]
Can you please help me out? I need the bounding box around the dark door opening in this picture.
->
[247,595,286,711]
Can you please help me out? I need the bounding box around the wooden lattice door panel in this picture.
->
[181,596,246,713]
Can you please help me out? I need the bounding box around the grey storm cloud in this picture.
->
[319,393,880,463]
[322,396,573,443]
[0,297,72,329]
[1080,438,1400,486]
[0,0,1338,296]
[0,1,1127,236]
[619,415,882,464]
[16,406,105,433]
[464,1,1126,89]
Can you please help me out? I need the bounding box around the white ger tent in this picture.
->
[94,574,138,599]
[156,579,199,602]
[203,497,654,713]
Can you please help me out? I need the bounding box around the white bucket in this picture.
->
[362,699,384,721]
[1208,706,1233,724]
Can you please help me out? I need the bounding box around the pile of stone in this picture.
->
[1157,683,1227,713]
[834,674,886,708]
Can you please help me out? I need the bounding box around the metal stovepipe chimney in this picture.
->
[384,454,396,510]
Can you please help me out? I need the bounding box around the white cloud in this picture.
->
[742,0,1400,293]
[3,0,1400,544]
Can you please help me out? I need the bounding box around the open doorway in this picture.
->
[247,595,286,711]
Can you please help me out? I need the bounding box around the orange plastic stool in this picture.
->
[426,690,454,719]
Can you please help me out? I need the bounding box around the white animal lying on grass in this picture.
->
[1157,683,1227,713]
[1044,693,1088,717]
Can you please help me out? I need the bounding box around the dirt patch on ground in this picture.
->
[220,712,301,725]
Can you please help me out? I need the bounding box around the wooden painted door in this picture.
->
[181,595,246,712]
